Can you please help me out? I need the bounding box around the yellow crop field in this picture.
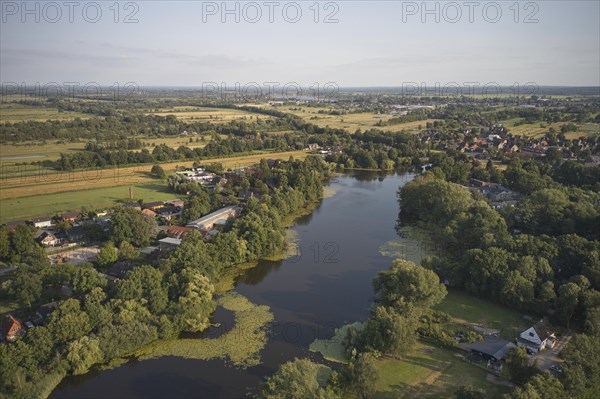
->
[146,107,272,123]
[275,106,435,133]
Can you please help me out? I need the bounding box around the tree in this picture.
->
[66,336,103,375]
[11,266,42,309]
[362,305,418,357]
[117,265,167,313]
[259,358,333,399]
[110,207,156,247]
[83,223,105,242]
[454,385,486,399]
[174,268,216,332]
[504,347,538,385]
[506,372,567,399]
[343,353,379,399]
[464,247,514,297]
[556,282,582,327]
[373,259,447,310]
[400,174,474,226]
[71,264,107,295]
[48,298,92,342]
[500,270,535,308]
[150,164,167,179]
[182,191,211,223]
[0,226,10,260]
[96,242,118,267]
[118,241,138,260]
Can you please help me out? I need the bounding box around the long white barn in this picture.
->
[186,206,240,232]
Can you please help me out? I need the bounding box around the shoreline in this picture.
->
[45,178,336,399]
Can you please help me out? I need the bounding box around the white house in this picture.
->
[517,318,555,353]
[32,218,53,228]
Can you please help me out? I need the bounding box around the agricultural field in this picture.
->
[501,118,599,138]
[0,102,89,123]
[0,136,214,172]
[275,106,435,133]
[0,141,88,165]
[146,106,272,123]
[0,150,308,223]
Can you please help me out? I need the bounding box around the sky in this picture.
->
[1,1,599,88]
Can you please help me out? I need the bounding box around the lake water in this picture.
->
[51,172,423,399]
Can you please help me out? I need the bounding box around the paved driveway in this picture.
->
[534,333,572,371]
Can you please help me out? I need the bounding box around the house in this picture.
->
[36,231,60,247]
[483,184,520,202]
[307,143,320,151]
[186,206,240,232]
[106,261,135,282]
[584,155,600,167]
[165,226,193,239]
[165,199,185,208]
[32,301,60,325]
[459,337,516,370]
[66,225,86,243]
[142,209,158,218]
[517,318,555,353]
[32,217,53,228]
[123,202,142,211]
[62,211,80,222]
[1,315,26,341]
[469,178,490,188]
[143,201,164,211]
[237,191,261,202]
[107,261,135,280]
[267,159,282,169]
[157,205,181,220]
[158,237,182,250]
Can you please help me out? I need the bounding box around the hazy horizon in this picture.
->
[2,1,599,87]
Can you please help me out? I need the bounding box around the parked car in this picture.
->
[550,365,563,373]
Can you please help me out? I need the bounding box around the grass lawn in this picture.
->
[372,342,512,399]
[0,183,176,223]
[434,290,528,339]
[0,298,19,319]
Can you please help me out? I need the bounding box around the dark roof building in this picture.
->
[459,336,516,363]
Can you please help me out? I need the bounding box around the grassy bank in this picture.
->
[372,342,511,399]
[434,289,528,339]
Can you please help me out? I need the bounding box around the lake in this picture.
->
[51,172,425,399]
